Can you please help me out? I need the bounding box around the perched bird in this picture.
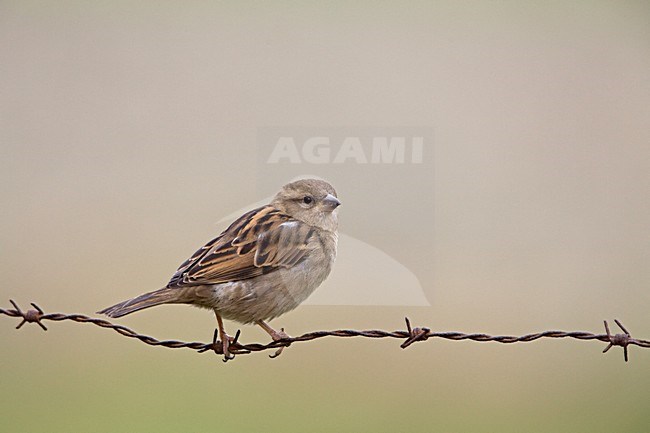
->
[98,179,340,360]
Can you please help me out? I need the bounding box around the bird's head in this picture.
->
[271,179,340,232]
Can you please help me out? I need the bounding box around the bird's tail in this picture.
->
[97,287,179,318]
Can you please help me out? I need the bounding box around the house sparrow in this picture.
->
[98,179,340,361]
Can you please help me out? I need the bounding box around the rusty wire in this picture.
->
[2,300,649,363]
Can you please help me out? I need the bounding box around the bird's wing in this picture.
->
[167,205,316,287]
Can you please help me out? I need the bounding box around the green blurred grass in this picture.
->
[2,307,649,433]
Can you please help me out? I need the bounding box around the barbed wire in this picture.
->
[2,299,649,363]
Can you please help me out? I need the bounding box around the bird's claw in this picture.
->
[268,328,291,359]
[219,336,236,362]
[207,327,239,362]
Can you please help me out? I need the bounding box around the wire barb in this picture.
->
[10,299,47,331]
[602,319,631,362]
[2,300,649,363]
[401,317,430,349]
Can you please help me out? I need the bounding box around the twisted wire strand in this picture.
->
[2,300,648,362]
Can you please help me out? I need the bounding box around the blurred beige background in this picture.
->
[2,2,649,432]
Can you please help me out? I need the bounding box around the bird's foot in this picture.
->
[209,328,240,362]
[221,334,236,362]
[255,320,292,358]
[268,327,291,359]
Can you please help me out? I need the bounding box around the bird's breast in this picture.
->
[209,229,338,323]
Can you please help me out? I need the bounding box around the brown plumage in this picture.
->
[98,179,340,360]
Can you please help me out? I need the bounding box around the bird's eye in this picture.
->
[302,196,313,204]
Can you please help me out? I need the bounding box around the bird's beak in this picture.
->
[323,194,341,211]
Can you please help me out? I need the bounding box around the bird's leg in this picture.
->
[214,310,235,362]
[256,319,291,358]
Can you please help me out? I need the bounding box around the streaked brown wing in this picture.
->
[166,205,315,288]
